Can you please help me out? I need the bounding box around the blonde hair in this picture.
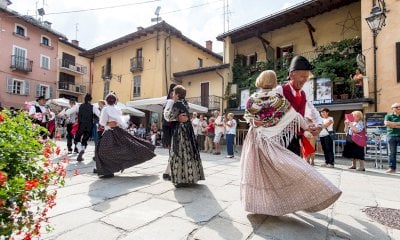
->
[255,70,277,89]
[352,111,363,120]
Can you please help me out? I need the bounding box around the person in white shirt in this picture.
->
[319,108,335,167]
[213,110,225,155]
[225,113,237,158]
[191,112,199,139]
[95,92,155,178]
[29,95,51,140]
[60,99,79,154]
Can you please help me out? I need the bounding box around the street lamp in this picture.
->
[365,0,386,112]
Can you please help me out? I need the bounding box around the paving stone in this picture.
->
[92,191,152,214]
[121,216,197,240]
[49,193,103,217]
[255,213,328,240]
[171,197,230,223]
[43,208,105,239]
[101,198,181,231]
[219,201,268,227]
[139,181,176,195]
[193,216,253,240]
[52,222,121,240]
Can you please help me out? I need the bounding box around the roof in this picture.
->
[59,38,87,52]
[173,64,230,78]
[82,21,222,60]
[217,0,359,43]
[0,6,67,40]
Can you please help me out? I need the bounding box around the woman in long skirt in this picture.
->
[241,70,341,216]
[164,85,205,187]
[95,92,156,178]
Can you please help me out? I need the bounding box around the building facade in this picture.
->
[0,3,66,108]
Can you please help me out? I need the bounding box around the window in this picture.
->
[103,81,110,99]
[15,25,26,37]
[133,75,141,97]
[198,58,203,68]
[36,84,51,99]
[12,46,27,69]
[277,45,294,59]
[6,78,29,95]
[41,36,50,46]
[40,55,50,69]
[248,53,257,65]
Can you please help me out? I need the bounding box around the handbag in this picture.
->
[328,130,337,140]
[351,129,367,147]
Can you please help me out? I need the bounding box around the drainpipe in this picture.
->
[215,69,224,112]
[164,30,171,95]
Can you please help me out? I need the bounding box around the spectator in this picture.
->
[197,114,207,151]
[225,113,237,158]
[213,110,225,155]
[384,102,400,173]
[204,117,215,153]
[150,123,161,146]
[319,108,335,167]
[191,112,199,146]
[352,68,364,98]
[343,111,366,171]
[136,123,146,139]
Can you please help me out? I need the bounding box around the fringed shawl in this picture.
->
[244,90,307,148]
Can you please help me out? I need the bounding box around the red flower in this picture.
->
[55,146,61,155]
[0,171,7,186]
[24,179,39,191]
[0,114,4,122]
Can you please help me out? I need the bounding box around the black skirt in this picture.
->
[342,140,365,160]
[95,127,156,176]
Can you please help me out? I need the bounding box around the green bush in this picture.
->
[0,110,66,239]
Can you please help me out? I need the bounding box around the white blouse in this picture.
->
[100,105,129,130]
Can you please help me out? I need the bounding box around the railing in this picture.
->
[186,95,222,111]
[10,55,33,72]
[58,82,86,94]
[59,59,87,74]
[130,57,144,72]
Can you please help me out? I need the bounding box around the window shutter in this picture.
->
[7,77,13,93]
[24,81,30,95]
[36,84,41,97]
[49,86,53,99]
[396,42,400,83]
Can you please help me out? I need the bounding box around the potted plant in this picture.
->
[0,110,67,239]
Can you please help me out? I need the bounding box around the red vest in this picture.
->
[282,84,306,117]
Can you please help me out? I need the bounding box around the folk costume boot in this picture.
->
[349,159,356,169]
[356,160,365,171]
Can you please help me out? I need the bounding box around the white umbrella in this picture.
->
[47,98,71,108]
[94,102,145,117]
[126,96,208,113]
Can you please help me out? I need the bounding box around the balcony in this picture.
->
[130,57,144,72]
[60,59,87,75]
[186,95,222,111]
[10,55,33,72]
[58,82,87,94]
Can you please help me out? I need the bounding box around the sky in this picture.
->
[8,0,305,53]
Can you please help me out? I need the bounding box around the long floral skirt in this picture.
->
[95,127,156,176]
[169,123,205,184]
[240,128,342,216]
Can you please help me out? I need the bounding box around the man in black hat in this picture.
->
[276,55,323,156]
[29,95,51,140]
[74,94,100,161]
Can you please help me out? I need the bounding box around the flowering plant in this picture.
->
[0,110,67,239]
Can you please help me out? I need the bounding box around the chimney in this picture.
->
[43,21,52,28]
[206,40,212,51]
[71,40,79,46]
[137,26,144,31]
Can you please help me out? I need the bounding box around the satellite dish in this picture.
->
[37,8,45,16]
[155,6,161,15]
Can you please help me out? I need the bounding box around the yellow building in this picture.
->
[82,21,222,104]
[57,39,91,103]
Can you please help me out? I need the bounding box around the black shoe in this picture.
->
[77,150,84,162]
[93,168,98,174]
[162,173,171,181]
[99,174,114,179]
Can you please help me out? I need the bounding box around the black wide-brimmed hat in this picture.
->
[36,95,48,101]
[289,56,313,73]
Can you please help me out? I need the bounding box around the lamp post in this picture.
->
[365,0,386,112]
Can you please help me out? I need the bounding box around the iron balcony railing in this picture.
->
[186,95,222,111]
[130,57,144,72]
[10,55,33,72]
[59,59,87,74]
[58,82,86,94]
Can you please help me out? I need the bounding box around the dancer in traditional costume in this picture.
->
[164,85,205,187]
[95,92,155,178]
[240,70,341,216]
